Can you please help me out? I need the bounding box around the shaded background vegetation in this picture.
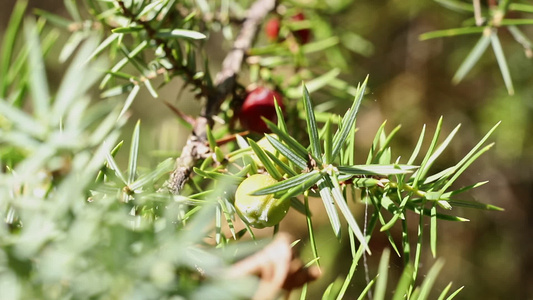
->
[1,0,531,299]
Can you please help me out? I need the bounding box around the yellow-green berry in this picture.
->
[234,174,290,228]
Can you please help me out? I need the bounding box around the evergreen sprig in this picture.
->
[421,0,533,95]
[0,1,506,299]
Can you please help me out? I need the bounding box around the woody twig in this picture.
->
[166,0,277,194]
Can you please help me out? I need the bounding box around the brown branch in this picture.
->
[166,0,277,194]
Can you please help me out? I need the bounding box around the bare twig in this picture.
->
[166,0,277,194]
[163,100,196,127]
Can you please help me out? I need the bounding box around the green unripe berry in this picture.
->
[252,134,289,174]
[234,174,290,228]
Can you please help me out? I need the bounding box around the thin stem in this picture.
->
[473,0,483,26]
[304,191,320,268]
[167,0,277,194]
[409,198,426,296]
[389,182,427,198]
[363,188,373,300]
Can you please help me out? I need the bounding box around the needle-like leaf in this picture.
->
[417,259,445,300]
[330,175,370,253]
[251,171,321,196]
[248,138,283,180]
[452,31,491,84]
[127,120,141,184]
[338,164,417,176]
[331,77,367,160]
[374,248,390,300]
[104,141,127,184]
[302,84,322,159]
[420,27,484,41]
[490,31,514,95]
[264,133,308,170]
[0,0,27,98]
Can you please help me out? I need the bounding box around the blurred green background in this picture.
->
[1,0,531,299]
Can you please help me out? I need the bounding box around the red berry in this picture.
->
[291,13,311,44]
[265,18,280,41]
[239,87,284,133]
